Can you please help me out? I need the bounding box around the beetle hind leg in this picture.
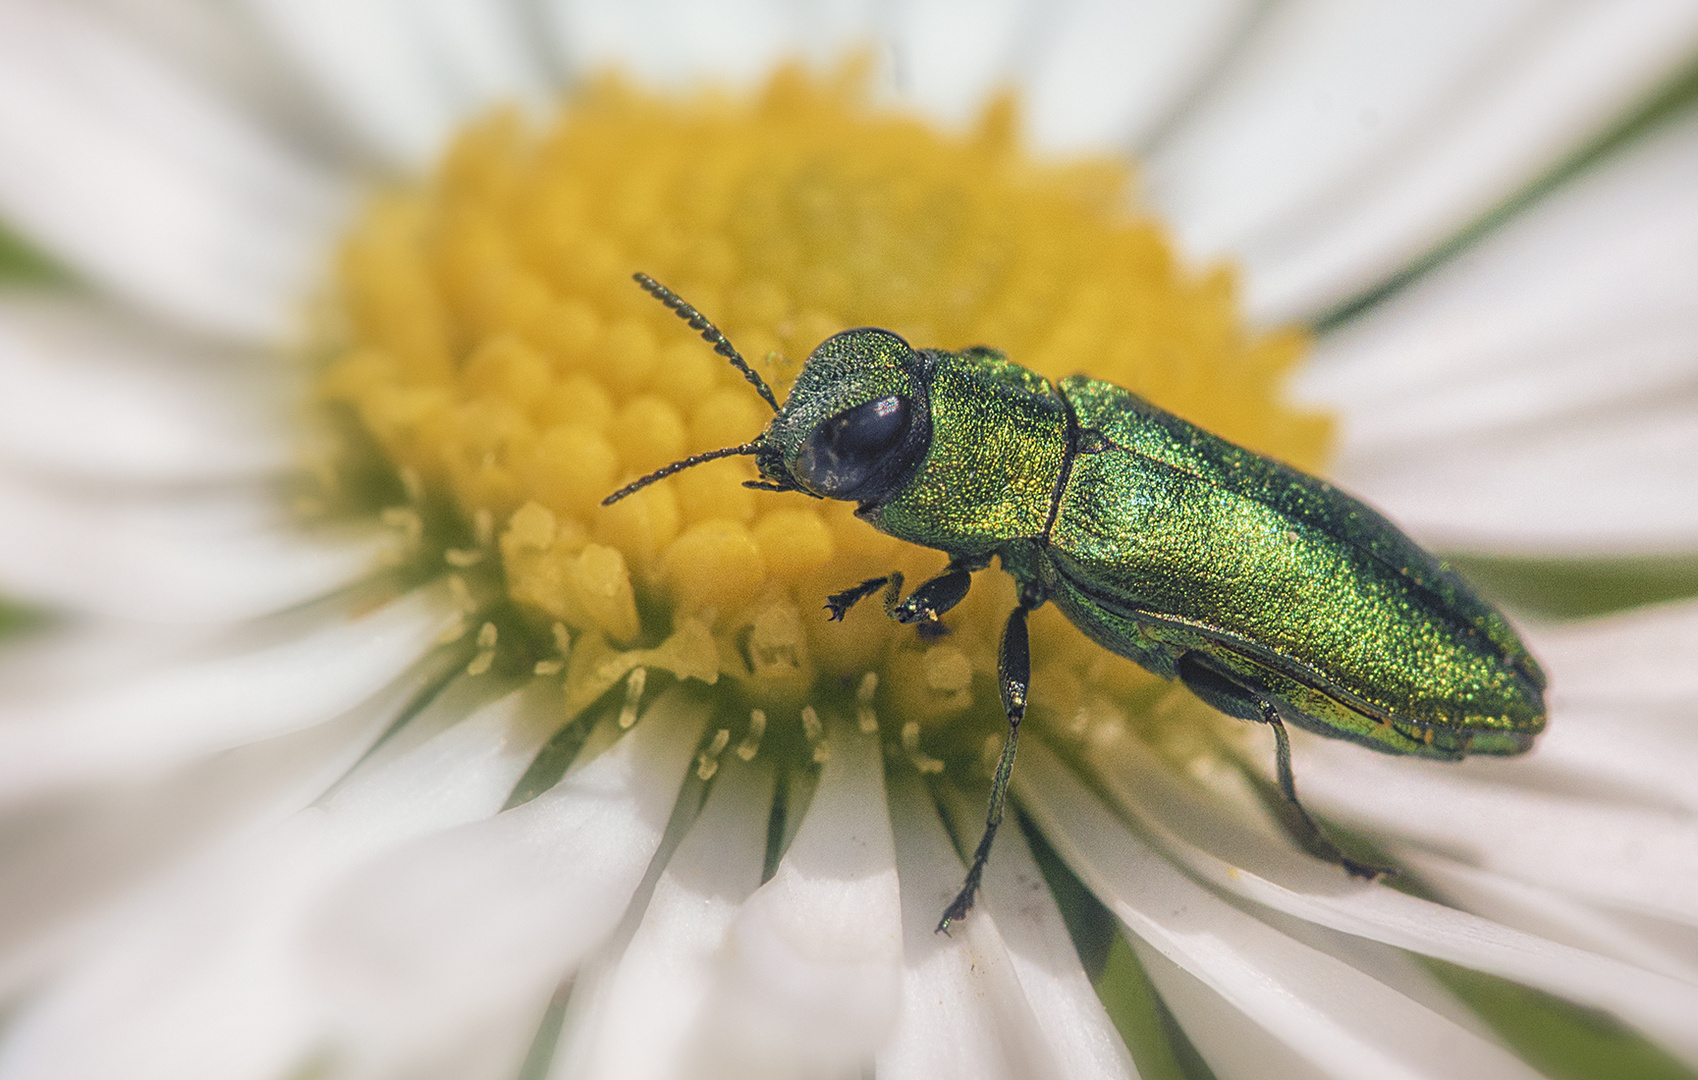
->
[1176,652,1391,880]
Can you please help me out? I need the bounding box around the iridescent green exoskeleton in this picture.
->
[606,274,1548,932]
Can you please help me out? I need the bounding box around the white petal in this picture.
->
[542,0,834,92]
[1077,726,1698,1061]
[1145,0,1698,323]
[1128,938,1324,1080]
[1529,599,1698,713]
[882,0,1032,130]
[412,0,553,111]
[320,676,563,825]
[77,0,333,136]
[0,678,560,1080]
[237,0,457,169]
[1249,1,1698,323]
[540,739,710,1080]
[1147,0,1561,265]
[1303,109,1698,553]
[1017,739,1545,1080]
[0,690,395,999]
[1292,729,1698,932]
[0,584,456,802]
[551,757,773,1080]
[0,293,293,483]
[1400,847,1698,988]
[0,473,391,623]
[876,770,1064,1080]
[305,685,707,1075]
[936,782,1137,1080]
[0,618,221,698]
[0,1,345,338]
[1516,701,1698,819]
[1305,111,1698,444]
[1323,400,1698,556]
[1021,0,1259,154]
[694,717,903,1079]
[397,998,554,1080]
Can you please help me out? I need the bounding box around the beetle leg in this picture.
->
[824,573,902,621]
[1259,707,1392,880]
[1176,652,1390,880]
[937,586,1041,933]
[891,568,973,625]
[890,554,994,626]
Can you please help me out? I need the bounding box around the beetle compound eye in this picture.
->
[795,395,912,499]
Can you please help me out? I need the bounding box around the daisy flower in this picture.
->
[2,3,1698,1079]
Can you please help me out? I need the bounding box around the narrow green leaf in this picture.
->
[1449,553,1698,620]
[1020,815,1216,1080]
[0,221,69,284]
[1319,53,1698,331]
[1428,960,1697,1080]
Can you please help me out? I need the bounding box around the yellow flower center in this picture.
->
[320,59,1330,772]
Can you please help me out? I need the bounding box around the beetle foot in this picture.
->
[825,576,892,621]
[935,877,980,935]
[1341,857,1396,881]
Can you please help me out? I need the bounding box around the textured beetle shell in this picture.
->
[862,349,1547,760]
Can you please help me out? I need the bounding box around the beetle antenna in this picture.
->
[633,273,780,412]
[602,442,763,506]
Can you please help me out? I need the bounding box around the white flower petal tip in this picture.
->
[876,772,1069,1080]
[1075,724,1698,1064]
[549,757,775,1080]
[0,3,346,339]
[0,584,457,805]
[304,685,707,1074]
[691,718,902,1079]
[1017,739,1546,1080]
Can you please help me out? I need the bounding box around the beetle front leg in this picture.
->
[825,554,990,625]
[937,583,1041,933]
[824,573,903,621]
[890,555,989,625]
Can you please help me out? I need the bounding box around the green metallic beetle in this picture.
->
[606,273,1547,932]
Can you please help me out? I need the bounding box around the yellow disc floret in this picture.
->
[322,59,1329,761]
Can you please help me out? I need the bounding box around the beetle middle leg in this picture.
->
[1176,652,1389,880]
[937,581,1044,933]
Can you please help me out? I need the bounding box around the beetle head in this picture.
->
[753,328,930,506]
[602,275,929,511]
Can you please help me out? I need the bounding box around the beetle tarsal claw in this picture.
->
[824,575,894,621]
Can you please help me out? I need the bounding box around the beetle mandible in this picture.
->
[604,272,1547,933]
